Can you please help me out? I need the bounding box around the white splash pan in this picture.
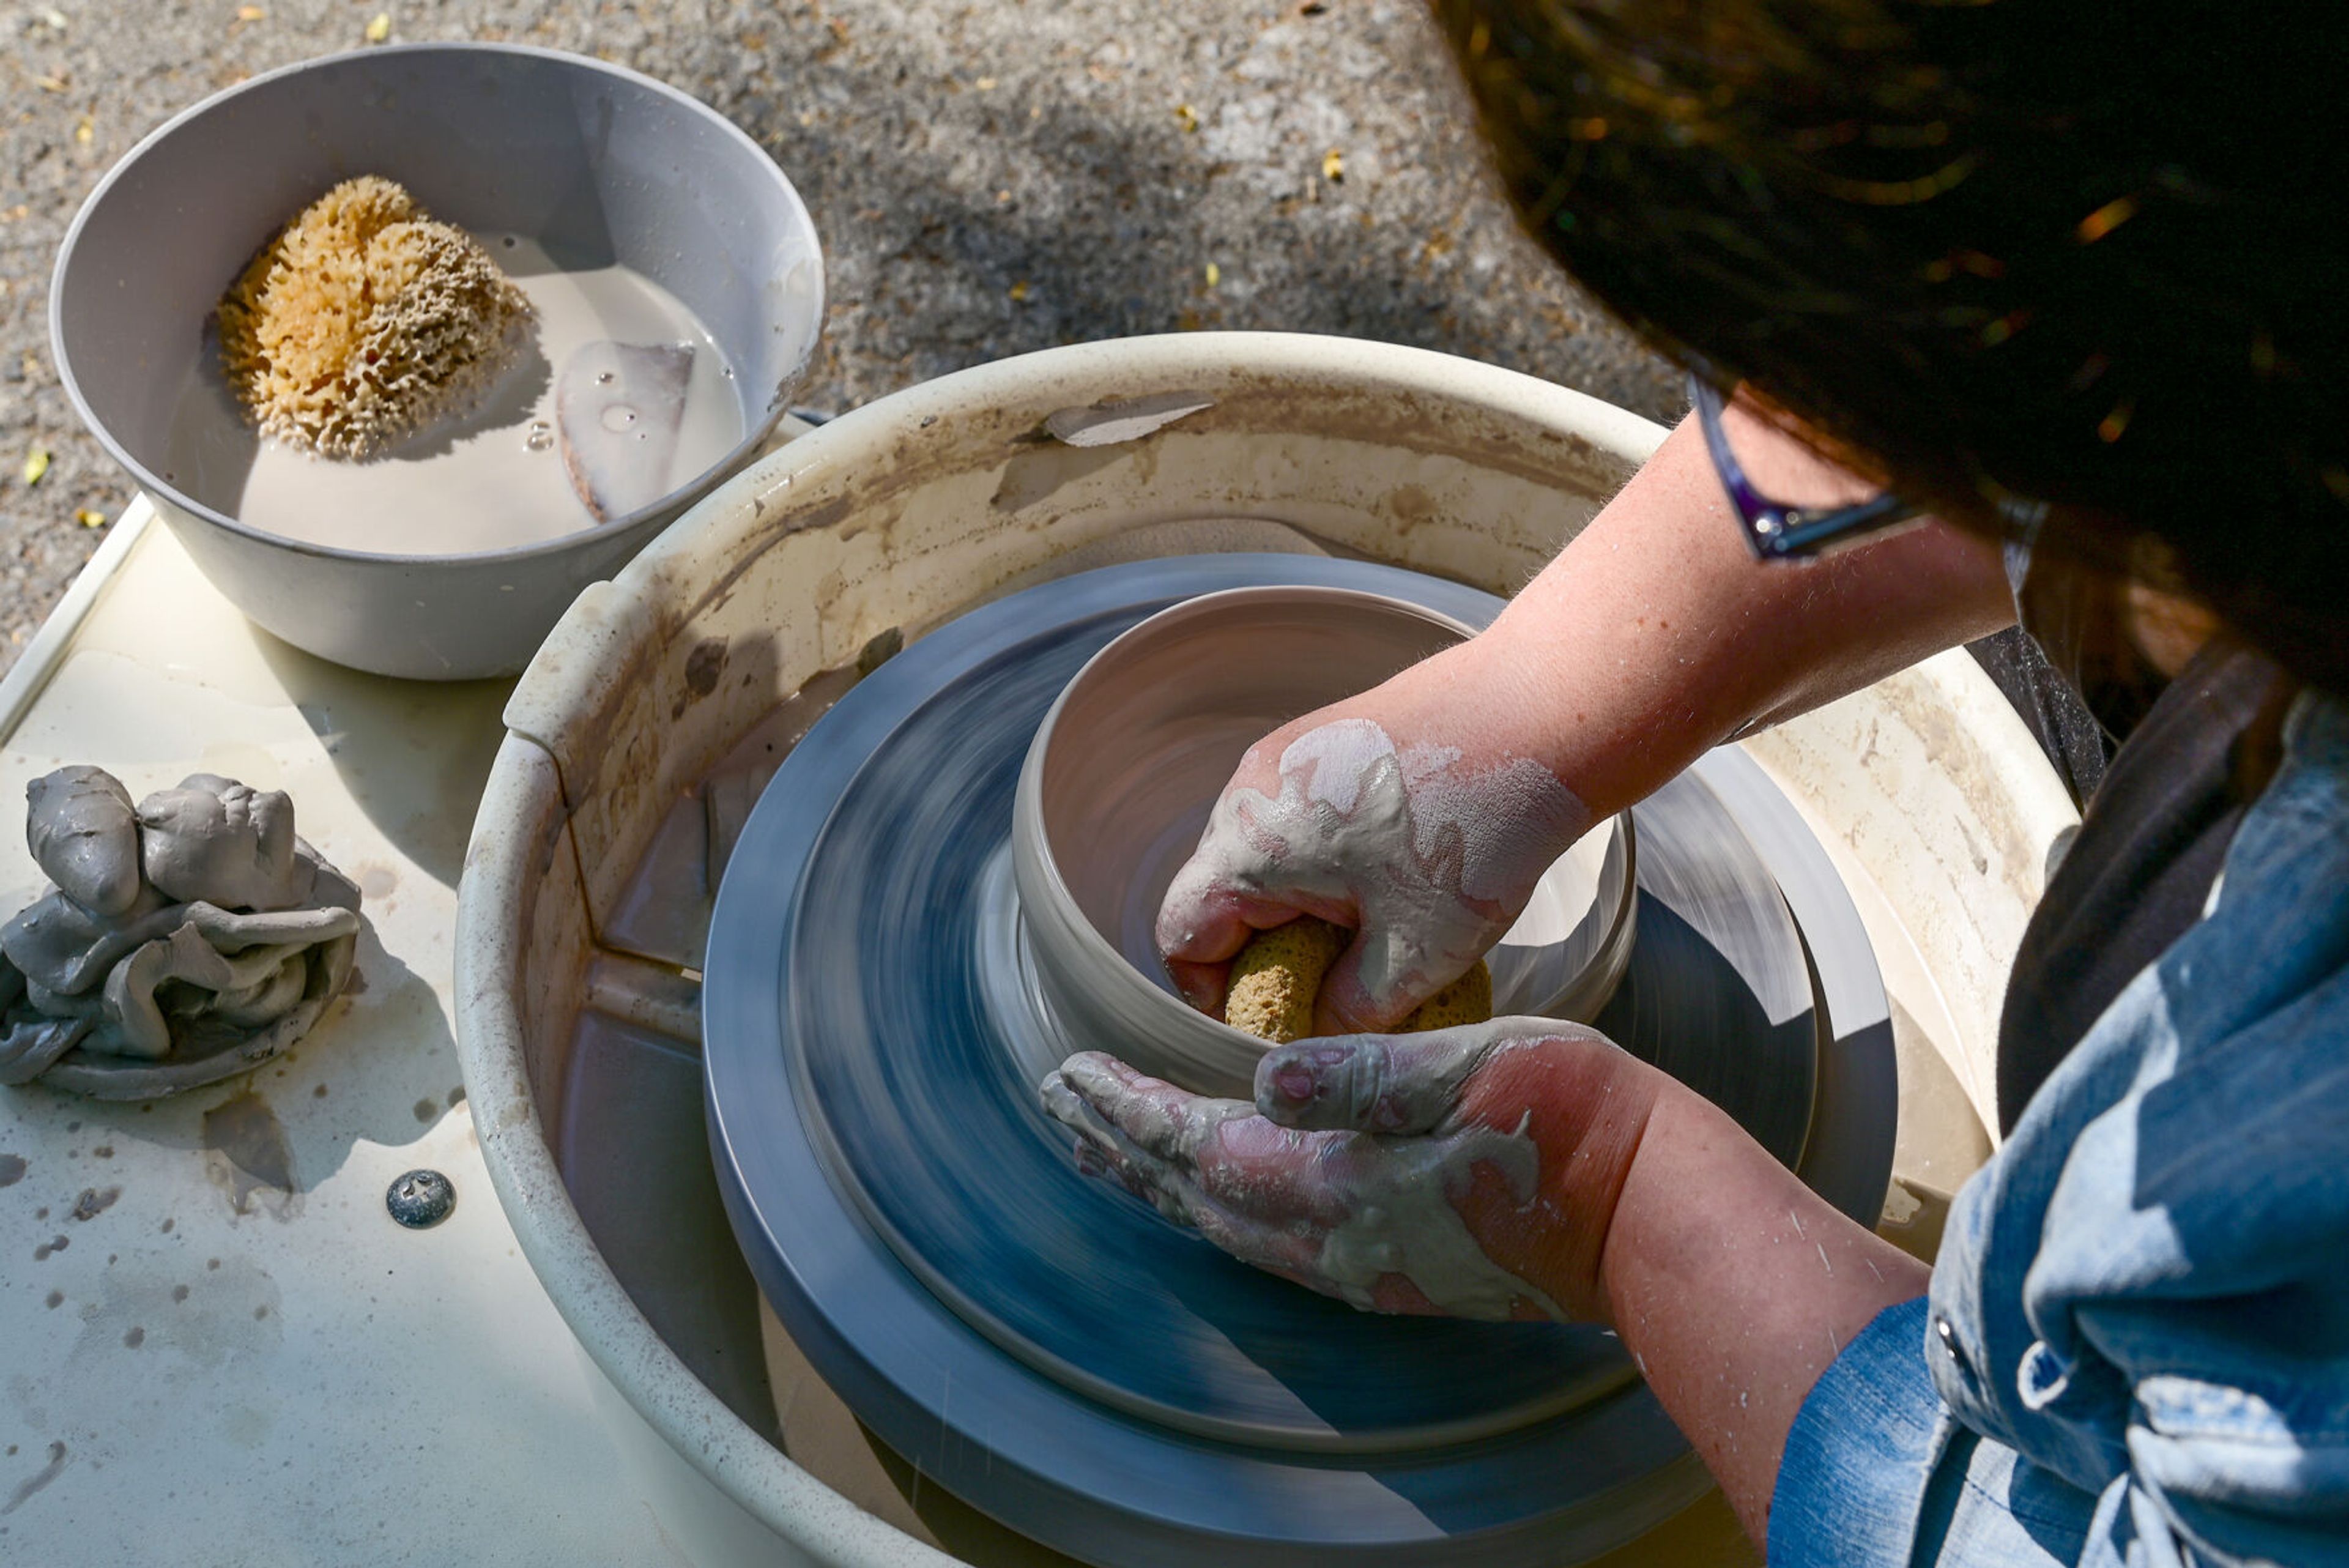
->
[455,332,2077,1564]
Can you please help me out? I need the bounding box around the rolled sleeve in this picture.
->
[1771,1296,2095,1567]
[1771,1296,1943,1566]
[1772,697,2349,1566]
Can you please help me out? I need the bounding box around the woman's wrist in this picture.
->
[1446,1031,1671,1325]
[1369,633,1601,855]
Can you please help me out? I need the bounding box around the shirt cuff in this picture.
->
[1769,1295,1944,1567]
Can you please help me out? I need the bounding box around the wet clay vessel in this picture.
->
[1013,584,1635,1098]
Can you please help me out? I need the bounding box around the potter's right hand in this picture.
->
[1155,654,1590,1033]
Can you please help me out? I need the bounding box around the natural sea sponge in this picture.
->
[1406,960,1493,1031]
[1225,917,1348,1043]
[1223,915,1494,1043]
[216,176,532,459]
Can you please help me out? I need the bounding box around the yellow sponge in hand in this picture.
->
[1406,960,1493,1032]
[1222,916,1493,1043]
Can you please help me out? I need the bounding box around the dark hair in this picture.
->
[1433,0,2349,694]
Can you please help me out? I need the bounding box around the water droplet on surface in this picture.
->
[500,234,518,249]
[595,371,615,385]
[524,420,554,452]
[599,404,639,433]
[721,366,735,380]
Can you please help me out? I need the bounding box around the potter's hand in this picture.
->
[1156,661,1590,1033]
[1041,1018,1644,1323]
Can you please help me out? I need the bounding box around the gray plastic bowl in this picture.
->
[51,43,823,680]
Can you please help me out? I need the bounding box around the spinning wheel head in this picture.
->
[702,555,1888,1567]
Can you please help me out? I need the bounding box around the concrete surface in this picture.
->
[0,0,1679,675]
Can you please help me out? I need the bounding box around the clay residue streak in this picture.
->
[1314,1110,1562,1321]
[1045,1049,1563,1323]
[201,1090,295,1214]
[1,1440,67,1515]
[1164,718,1587,1017]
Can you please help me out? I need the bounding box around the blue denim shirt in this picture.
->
[1772,689,2349,1566]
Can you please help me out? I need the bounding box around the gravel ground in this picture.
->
[0,0,1678,677]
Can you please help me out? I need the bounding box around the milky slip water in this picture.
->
[165,236,744,555]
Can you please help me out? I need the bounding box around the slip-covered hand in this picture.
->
[1155,651,1592,1033]
[1039,1018,1655,1325]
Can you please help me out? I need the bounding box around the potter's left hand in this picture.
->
[1041,1017,1654,1324]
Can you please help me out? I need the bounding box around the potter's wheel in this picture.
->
[705,555,1893,1567]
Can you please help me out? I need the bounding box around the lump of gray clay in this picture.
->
[0,768,362,1100]
[138,773,313,910]
[26,766,143,918]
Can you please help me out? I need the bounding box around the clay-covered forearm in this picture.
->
[1464,408,2015,822]
[1592,1068,1930,1544]
[1153,407,2014,1032]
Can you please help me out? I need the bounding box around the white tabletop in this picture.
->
[0,500,686,1564]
